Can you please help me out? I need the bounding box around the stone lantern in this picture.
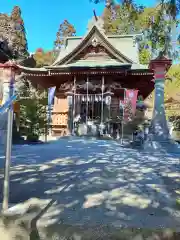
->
[148,55,172,141]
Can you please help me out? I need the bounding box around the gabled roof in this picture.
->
[50,22,140,68]
[17,19,151,74]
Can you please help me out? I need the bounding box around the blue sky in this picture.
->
[1,0,159,52]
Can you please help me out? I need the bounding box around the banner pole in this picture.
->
[2,73,15,211]
[72,76,76,135]
[121,88,126,145]
[86,76,89,124]
[47,87,56,139]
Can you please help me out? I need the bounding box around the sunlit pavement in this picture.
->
[0,137,180,228]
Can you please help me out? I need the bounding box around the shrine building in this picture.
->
[17,17,154,138]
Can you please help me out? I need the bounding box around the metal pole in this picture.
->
[45,90,49,141]
[72,76,76,135]
[2,105,13,210]
[121,119,123,145]
[92,95,94,120]
[47,89,52,138]
[2,69,14,211]
[86,76,89,124]
[101,76,104,124]
[48,105,51,136]
[121,88,125,145]
[108,98,111,135]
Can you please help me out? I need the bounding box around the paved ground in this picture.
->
[0,137,180,228]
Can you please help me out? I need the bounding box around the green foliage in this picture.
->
[102,4,152,63]
[92,0,180,19]
[139,48,151,65]
[165,64,180,99]
[102,2,179,63]
[17,79,47,140]
[165,65,180,128]
[103,3,143,35]
[176,198,180,209]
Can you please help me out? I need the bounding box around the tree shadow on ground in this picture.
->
[0,137,179,229]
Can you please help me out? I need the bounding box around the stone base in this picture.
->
[77,123,88,136]
[77,122,99,137]
[143,136,180,154]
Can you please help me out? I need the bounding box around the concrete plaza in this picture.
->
[0,137,180,229]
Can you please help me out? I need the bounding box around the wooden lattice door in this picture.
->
[52,96,69,136]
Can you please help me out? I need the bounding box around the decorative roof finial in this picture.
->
[87,10,105,33]
[93,9,98,22]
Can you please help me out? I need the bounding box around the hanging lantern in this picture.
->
[67,95,73,106]
[105,95,111,106]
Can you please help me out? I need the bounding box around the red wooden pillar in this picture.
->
[0,61,18,103]
[0,61,18,210]
[0,61,18,144]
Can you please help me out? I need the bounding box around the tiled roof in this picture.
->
[52,21,141,67]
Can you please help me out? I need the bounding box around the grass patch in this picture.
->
[175,198,180,209]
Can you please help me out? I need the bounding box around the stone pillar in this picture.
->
[148,56,172,141]
[0,62,17,145]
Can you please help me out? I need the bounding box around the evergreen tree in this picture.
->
[17,78,47,141]
[10,6,28,58]
[0,13,18,59]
